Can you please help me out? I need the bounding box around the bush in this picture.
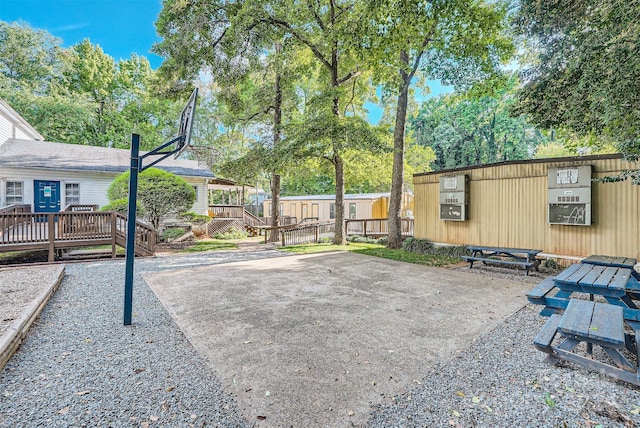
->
[347,235,388,245]
[107,168,195,229]
[403,238,435,254]
[101,198,144,216]
[180,211,210,225]
[402,238,470,258]
[542,258,561,270]
[161,227,186,242]
[214,226,247,240]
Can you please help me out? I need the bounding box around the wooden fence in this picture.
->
[345,218,414,237]
[281,222,336,246]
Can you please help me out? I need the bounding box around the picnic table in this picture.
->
[528,262,640,328]
[462,246,541,275]
[533,299,640,386]
[528,255,640,385]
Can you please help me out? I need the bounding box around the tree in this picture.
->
[364,0,514,248]
[411,77,545,170]
[513,0,640,183]
[107,168,195,229]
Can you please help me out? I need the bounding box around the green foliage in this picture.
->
[513,0,640,181]
[402,238,470,258]
[214,226,247,240]
[180,212,210,225]
[0,21,182,149]
[402,238,435,254]
[178,240,238,252]
[161,227,186,242]
[347,235,387,245]
[411,77,545,170]
[107,168,195,229]
[100,198,143,215]
[352,247,460,267]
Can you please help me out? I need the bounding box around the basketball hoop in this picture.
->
[174,87,198,159]
[188,145,221,169]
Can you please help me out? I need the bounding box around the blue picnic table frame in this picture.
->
[528,255,640,385]
[462,245,542,275]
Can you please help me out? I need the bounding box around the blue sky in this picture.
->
[0,0,452,123]
[1,0,165,68]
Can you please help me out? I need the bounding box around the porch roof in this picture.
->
[0,139,215,179]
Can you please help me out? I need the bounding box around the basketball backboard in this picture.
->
[174,87,198,159]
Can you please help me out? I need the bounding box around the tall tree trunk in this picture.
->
[334,154,345,244]
[269,67,283,242]
[330,49,346,245]
[387,50,410,249]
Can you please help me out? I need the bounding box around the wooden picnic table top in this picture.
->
[582,255,637,269]
[553,263,638,297]
[467,246,542,256]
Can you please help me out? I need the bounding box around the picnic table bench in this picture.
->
[533,299,640,386]
[528,255,640,386]
[462,245,541,275]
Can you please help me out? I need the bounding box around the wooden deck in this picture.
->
[0,207,156,262]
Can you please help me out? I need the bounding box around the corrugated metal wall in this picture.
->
[413,155,640,259]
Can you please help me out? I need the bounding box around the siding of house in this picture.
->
[0,100,43,142]
[413,155,640,259]
[0,167,208,214]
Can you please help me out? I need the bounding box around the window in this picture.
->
[279,203,284,217]
[330,203,335,219]
[5,181,23,204]
[192,185,198,202]
[65,183,80,205]
[349,203,356,219]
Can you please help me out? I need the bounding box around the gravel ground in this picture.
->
[0,249,287,428]
[0,265,62,337]
[1,252,640,427]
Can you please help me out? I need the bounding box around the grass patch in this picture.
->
[280,242,381,254]
[281,242,460,267]
[178,240,238,252]
[352,247,460,267]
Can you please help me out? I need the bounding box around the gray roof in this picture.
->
[0,139,215,178]
[271,192,391,202]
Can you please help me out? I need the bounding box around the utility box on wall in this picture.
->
[548,166,592,225]
[439,174,468,221]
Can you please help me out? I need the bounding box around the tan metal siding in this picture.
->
[414,157,640,259]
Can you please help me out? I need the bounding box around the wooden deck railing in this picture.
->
[64,204,99,212]
[345,218,414,237]
[281,222,335,246]
[208,205,244,219]
[0,204,32,214]
[0,211,156,261]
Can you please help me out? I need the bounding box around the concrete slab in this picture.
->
[143,252,530,428]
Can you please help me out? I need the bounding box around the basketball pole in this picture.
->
[123,133,140,326]
[122,87,197,326]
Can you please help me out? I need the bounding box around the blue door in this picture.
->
[34,180,61,212]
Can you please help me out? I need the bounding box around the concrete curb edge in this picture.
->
[0,264,66,370]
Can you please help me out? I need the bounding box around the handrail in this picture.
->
[281,222,335,246]
[244,209,266,227]
[0,211,156,260]
[345,218,414,237]
[114,213,157,255]
[64,204,98,212]
[208,205,244,219]
[0,204,31,214]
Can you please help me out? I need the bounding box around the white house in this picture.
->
[0,98,44,142]
[0,99,215,215]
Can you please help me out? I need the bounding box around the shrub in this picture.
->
[101,198,144,216]
[214,226,247,240]
[107,168,195,229]
[161,228,186,242]
[180,211,210,225]
[403,238,435,254]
